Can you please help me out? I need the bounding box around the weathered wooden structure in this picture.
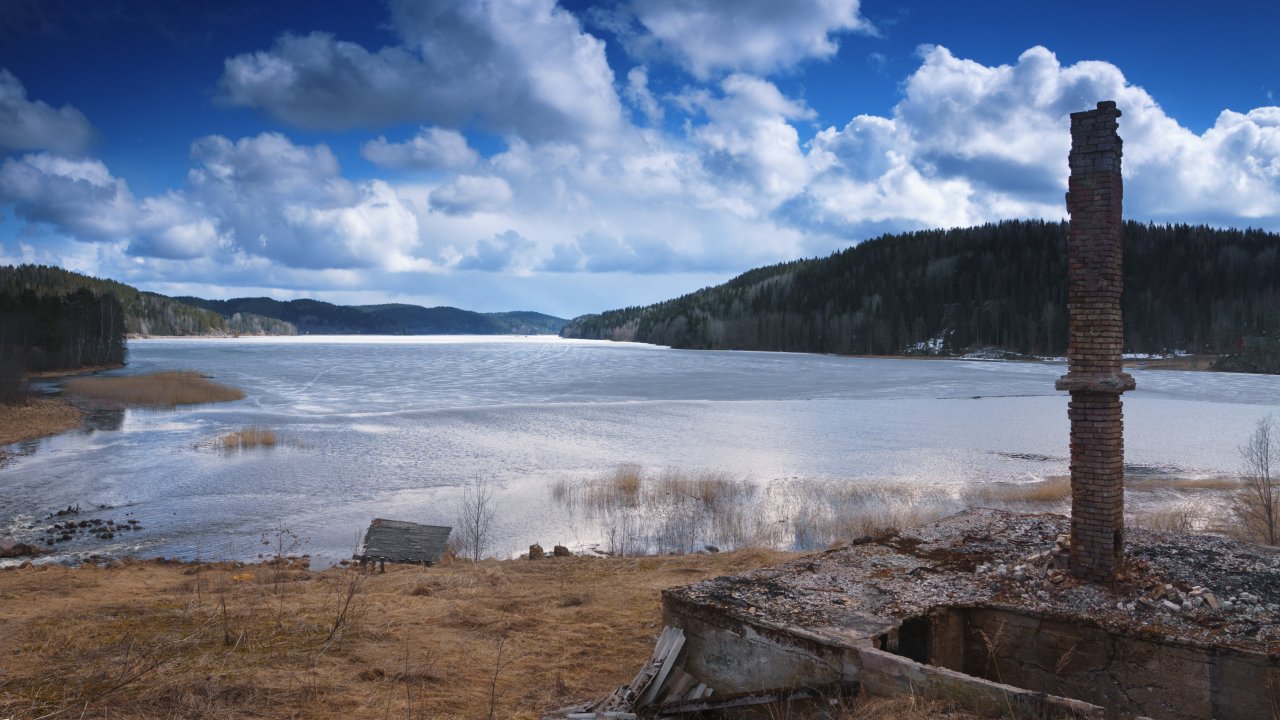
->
[357,518,451,570]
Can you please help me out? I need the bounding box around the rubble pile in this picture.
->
[667,509,1280,653]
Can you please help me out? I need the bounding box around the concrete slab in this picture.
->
[661,509,1280,720]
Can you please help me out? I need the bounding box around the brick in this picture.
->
[1058,100,1130,582]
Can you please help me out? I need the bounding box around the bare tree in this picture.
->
[455,477,497,562]
[1233,413,1279,545]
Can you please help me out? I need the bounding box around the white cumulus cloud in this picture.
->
[626,0,873,78]
[362,127,480,171]
[0,69,96,155]
[217,0,624,146]
[793,45,1280,235]
[429,175,514,216]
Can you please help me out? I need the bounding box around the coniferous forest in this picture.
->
[562,220,1280,368]
[0,287,127,400]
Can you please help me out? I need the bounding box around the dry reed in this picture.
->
[63,371,244,408]
[1126,476,1240,492]
[213,427,278,451]
[965,476,1072,505]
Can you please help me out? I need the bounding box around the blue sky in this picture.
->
[1,0,1277,318]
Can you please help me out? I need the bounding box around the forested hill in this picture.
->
[175,297,567,335]
[561,220,1280,358]
[0,265,293,337]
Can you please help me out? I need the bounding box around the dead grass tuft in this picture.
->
[64,370,245,408]
[1130,505,1202,533]
[213,427,278,451]
[1126,475,1240,492]
[966,477,1072,504]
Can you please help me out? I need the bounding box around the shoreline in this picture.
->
[0,396,85,451]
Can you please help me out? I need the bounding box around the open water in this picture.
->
[2,336,1278,566]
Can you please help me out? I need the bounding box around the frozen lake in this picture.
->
[3,336,1278,566]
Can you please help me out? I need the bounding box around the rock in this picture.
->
[553,545,572,557]
[1161,600,1181,612]
[0,538,44,558]
[1222,601,1235,611]
[704,545,720,554]
[1205,592,1221,610]
[528,543,545,560]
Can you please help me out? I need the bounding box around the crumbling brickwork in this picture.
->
[1055,101,1135,582]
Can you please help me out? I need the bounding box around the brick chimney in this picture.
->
[1055,101,1134,582]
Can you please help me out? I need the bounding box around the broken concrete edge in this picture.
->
[855,645,1105,719]
[660,591,1105,719]
[1054,372,1136,393]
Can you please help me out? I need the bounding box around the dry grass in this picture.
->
[0,549,804,720]
[966,477,1072,504]
[63,371,244,409]
[0,396,84,448]
[1130,504,1202,533]
[1126,476,1240,492]
[213,427,278,451]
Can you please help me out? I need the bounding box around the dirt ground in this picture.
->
[0,550,995,720]
[0,551,784,719]
[0,397,84,449]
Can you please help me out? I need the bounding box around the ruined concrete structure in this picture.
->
[568,102,1280,720]
[1055,100,1135,581]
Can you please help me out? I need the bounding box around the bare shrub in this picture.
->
[455,478,498,562]
[1130,504,1201,533]
[603,508,645,557]
[1232,413,1280,545]
[653,499,706,555]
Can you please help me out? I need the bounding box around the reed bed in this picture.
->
[555,464,1248,554]
[63,370,244,408]
[213,427,278,451]
[965,476,1072,505]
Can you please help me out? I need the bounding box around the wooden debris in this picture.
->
[357,518,451,570]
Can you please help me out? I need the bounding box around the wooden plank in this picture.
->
[661,670,696,705]
[637,628,684,707]
[358,518,451,566]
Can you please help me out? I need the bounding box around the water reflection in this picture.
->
[81,405,125,433]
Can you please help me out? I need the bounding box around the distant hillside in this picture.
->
[562,220,1280,360]
[0,265,293,337]
[176,297,567,335]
